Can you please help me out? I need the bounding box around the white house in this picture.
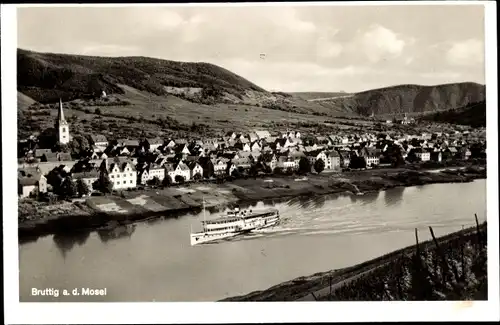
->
[89,134,108,149]
[254,130,271,140]
[277,156,296,170]
[213,159,228,175]
[174,162,191,182]
[18,168,48,198]
[188,162,204,179]
[306,150,327,165]
[148,165,166,181]
[413,148,431,162]
[325,150,341,171]
[260,153,277,171]
[146,138,164,152]
[359,147,381,167]
[101,159,137,190]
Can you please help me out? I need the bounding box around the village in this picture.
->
[17,100,487,200]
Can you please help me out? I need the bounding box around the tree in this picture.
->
[383,144,406,167]
[59,177,78,199]
[95,108,102,115]
[314,158,326,174]
[68,135,91,157]
[274,167,285,175]
[46,168,64,193]
[231,169,241,178]
[175,175,185,184]
[202,162,215,179]
[298,157,312,174]
[54,142,70,153]
[162,175,173,187]
[76,178,90,197]
[148,176,160,186]
[249,164,260,176]
[406,150,419,163]
[93,173,113,194]
[349,156,367,169]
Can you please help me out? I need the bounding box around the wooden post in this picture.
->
[415,228,420,255]
[460,226,466,283]
[329,274,332,299]
[475,213,482,247]
[429,226,460,287]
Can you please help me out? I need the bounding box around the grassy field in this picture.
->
[18,83,372,139]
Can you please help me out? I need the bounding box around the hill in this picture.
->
[17,48,267,103]
[17,48,340,116]
[314,83,486,117]
[421,100,486,128]
[288,91,350,101]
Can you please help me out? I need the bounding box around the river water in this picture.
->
[19,179,486,302]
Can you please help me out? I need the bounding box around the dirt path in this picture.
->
[296,262,391,301]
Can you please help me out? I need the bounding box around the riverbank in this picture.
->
[18,165,486,241]
[222,219,488,301]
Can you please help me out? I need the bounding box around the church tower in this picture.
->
[55,98,70,144]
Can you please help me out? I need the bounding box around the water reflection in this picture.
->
[20,180,486,302]
[53,230,91,258]
[312,195,327,209]
[97,224,136,243]
[384,187,405,207]
[359,191,380,203]
[298,196,312,209]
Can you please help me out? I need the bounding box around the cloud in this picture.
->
[446,39,484,66]
[359,24,406,63]
[275,8,316,33]
[16,6,485,92]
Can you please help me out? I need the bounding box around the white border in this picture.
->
[3,2,499,324]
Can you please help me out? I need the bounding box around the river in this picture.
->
[19,179,486,302]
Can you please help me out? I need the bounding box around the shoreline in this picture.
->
[221,221,487,301]
[18,165,486,242]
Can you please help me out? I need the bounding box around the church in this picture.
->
[55,99,70,145]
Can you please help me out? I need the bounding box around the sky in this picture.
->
[17,4,485,93]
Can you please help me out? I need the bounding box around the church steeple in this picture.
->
[57,98,67,124]
[56,98,70,144]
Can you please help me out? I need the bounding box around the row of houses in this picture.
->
[18,128,483,198]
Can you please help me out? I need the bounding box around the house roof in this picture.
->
[254,130,271,139]
[35,148,53,157]
[146,138,163,145]
[359,147,381,157]
[59,153,72,161]
[187,161,202,170]
[176,162,190,171]
[325,150,340,158]
[73,170,100,179]
[90,134,108,143]
[123,139,140,147]
[18,168,44,186]
[305,150,324,157]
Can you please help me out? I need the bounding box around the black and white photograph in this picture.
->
[2,1,498,323]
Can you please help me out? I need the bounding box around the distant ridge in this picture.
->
[312,82,486,116]
[17,48,485,118]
